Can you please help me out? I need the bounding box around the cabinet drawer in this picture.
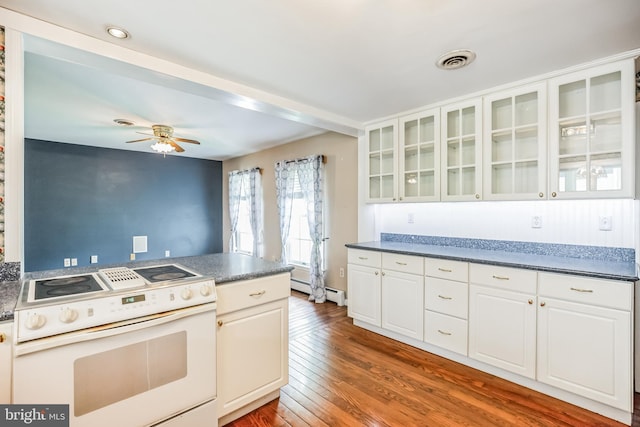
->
[348,249,381,268]
[425,258,468,282]
[216,273,291,315]
[424,311,468,355]
[382,253,423,275]
[538,272,632,311]
[425,277,468,319]
[470,263,536,293]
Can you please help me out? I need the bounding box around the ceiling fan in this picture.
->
[126,124,200,154]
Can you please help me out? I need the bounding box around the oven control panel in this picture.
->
[15,279,216,342]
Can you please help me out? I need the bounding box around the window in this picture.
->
[286,176,313,267]
[228,168,262,257]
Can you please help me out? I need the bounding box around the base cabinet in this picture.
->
[381,269,423,340]
[0,321,11,403]
[347,264,381,326]
[215,273,290,425]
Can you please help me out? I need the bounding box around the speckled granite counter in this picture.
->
[346,234,638,282]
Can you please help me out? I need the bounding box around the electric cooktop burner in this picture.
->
[132,264,197,283]
[32,274,106,301]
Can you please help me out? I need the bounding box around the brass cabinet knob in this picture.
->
[217,320,223,327]
[551,192,557,198]
[0,333,5,343]
[540,301,546,307]
[475,194,480,199]
[528,299,534,305]
[538,192,544,198]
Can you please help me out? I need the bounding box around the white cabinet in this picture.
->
[424,259,468,355]
[483,83,547,200]
[399,109,441,202]
[365,119,399,202]
[0,321,11,403]
[548,59,635,199]
[216,273,290,422]
[347,249,382,326]
[537,273,632,411]
[468,264,537,378]
[441,98,483,201]
[381,253,424,340]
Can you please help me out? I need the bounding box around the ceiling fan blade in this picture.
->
[136,131,155,136]
[126,137,154,143]
[173,137,201,145]
[169,141,185,152]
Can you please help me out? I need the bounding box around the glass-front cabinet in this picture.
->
[365,119,399,202]
[548,59,635,199]
[441,99,482,201]
[483,83,547,200]
[399,109,440,202]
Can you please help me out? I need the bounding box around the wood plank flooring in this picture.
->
[227,290,637,427]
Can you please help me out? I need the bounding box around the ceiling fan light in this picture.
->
[151,142,175,154]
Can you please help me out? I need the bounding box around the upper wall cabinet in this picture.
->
[441,98,482,201]
[399,109,441,202]
[548,59,635,199]
[365,119,399,202]
[483,83,547,200]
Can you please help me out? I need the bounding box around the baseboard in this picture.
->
[290,279,346,306]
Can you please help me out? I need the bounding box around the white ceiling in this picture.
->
[2,0,640,160]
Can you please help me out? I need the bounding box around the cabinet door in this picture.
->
[537,297,631,411]
[381,270,424,340]
[469,285,536,378]
[0,322,11,403]
[399,109,440,202]
[441,98,482,201]
[483,83,547,200]
[347,264,381,326]
[365,119,399,202]
[217,299,288,417]
[548,59,635,199]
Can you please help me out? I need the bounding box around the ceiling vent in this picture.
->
[436,49,476,70]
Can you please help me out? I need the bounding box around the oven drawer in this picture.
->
[216,273,290,315]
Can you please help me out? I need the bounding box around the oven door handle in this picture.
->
[14,303,216,357]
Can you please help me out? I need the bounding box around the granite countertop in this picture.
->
[346,239,639,282]
[1,253,294,321]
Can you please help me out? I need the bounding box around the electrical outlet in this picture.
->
[165,250,171,257]
[71,258,78,266]
[130,253,136,261]
[64,258,71,267]
[407,213,415,224]
[599,216,612,231]
[531,216,542,228]
[339,267,345,278]
[90,255,98,264]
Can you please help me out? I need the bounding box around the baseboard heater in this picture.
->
[290,278,346,306]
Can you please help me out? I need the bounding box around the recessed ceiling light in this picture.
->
[113,119,135,126]
[436,49,476,70]
[106,26,130,39]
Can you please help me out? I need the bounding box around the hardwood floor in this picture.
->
[227,290,637,427]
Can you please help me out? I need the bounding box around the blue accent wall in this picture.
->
[25,139,223,272]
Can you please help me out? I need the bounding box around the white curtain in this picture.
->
[228,168,263,257]
[275,155,326,303]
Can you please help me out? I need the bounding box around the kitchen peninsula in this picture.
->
[6,252,293,426]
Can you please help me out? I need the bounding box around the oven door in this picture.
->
[13,304,217,427]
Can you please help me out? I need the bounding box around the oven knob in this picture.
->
[59,307,79,323]
[200,284,212,296]
[180,288,193,300]
[25,313,46,330]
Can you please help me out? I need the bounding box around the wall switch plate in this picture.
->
[90,255,98,264]
[71,258,78,266]
[339,267,345,278]
[531,216,542,228]
[64,258,71,267]
[599,216,612,231]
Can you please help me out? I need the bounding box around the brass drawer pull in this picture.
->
[437,329,452,336]
[492,275,510,280]
[395,262,408,266]
[358,256,368,260]
[570,287,593,293]
[438,295,452,300]
[249,290,266,297]
[437,268,452,273]
[0,332,5,343]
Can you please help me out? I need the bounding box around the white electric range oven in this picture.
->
[12,264,218,427]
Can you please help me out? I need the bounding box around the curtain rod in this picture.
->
[229,167,262,175]
[283,154,326,164]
